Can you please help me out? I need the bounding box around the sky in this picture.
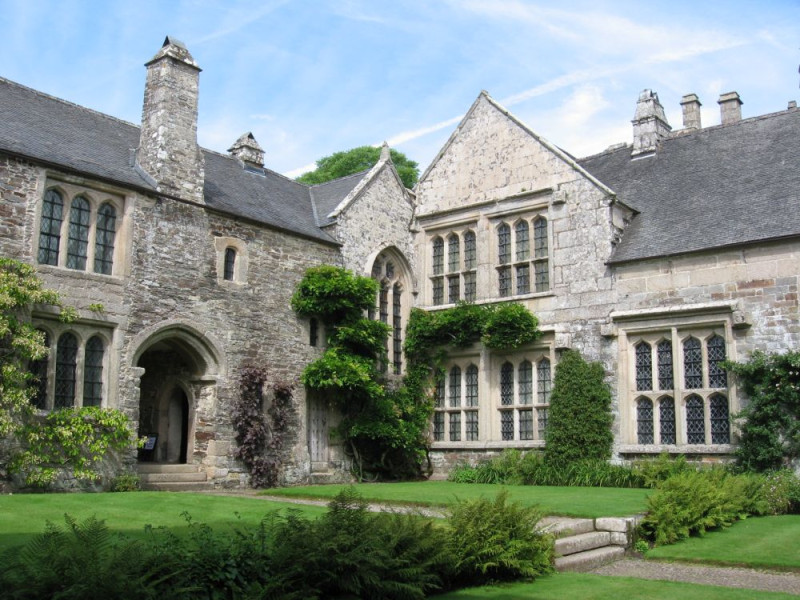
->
[1,0,798,178]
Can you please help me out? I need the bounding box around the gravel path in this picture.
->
[592,558,800,595]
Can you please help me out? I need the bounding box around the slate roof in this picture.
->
[579,108,800,263]
[0,77,340,244]
[308,170,368,227]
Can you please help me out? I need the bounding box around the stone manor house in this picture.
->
[1,37,798,486]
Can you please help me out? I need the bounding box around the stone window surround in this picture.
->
[494,351,552,443]
[428,224,478,306]
[29,316,116,411]
[368,249,411,376]
[214,236,248,284]
[35,178,128,278]
[493,213,550,297]
[613,303,739,454]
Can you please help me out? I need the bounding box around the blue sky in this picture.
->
[1,0,798,177]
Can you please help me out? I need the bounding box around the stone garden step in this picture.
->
[555,545,626,572]
[555,531,612,556]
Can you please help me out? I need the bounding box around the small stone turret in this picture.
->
[631,89,671,157]
[228,132,265,169]
[137,36,205,203]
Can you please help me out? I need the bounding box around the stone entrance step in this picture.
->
[137,463,211,491]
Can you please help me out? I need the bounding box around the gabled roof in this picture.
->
[309,170,367,227]
[580,108,800,263]
[0,76,340,244]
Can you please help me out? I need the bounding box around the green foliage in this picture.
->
[545,350,613,465]
[110,472,141,492]
[86,303,105,313]
[481,303,541,350]
[291,265,379,324]
[726,350,800,471]
[760,469,800,515]
[0,258,72,437]
[639,469,769,546]
[631,453,697,488]
[446,490,553,586]
[10,407,136,487]
[296,145,420,189]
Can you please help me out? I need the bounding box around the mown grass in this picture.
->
[264,481,650,517]
[0,491,325,550]
[647,515,800,571]
[434,572,799,599]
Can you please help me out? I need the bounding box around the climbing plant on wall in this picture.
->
[293,265,541,480]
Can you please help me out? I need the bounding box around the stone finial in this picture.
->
[228,132,265,169]
[380,142,391,162]
[718,91,743,125]
[680,93,702,130]
[631,89,671,157]
[137,36,205,203]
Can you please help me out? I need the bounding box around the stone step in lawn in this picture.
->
[555,545,626,572]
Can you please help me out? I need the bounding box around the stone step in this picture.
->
[541,517,596,538]
[139,471,208,483]
[555,546,626,572]
[555,531,611,556]
[136,463,201,474]
[140,481,214,492]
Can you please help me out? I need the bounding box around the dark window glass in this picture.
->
[659,397,676,444]
[518,361,532,404]
[310,318,318,347]
[686,394,705,444]
[449,412,461,441]
[464,231,476,270]
[515,221,529,261]
[83,336,104,407]
[537,407,548,439]
[498,266,511,297]
[94,203,116,275]
[537,359,551,403]
[432,277,444,305]
[433,412,445,441]
[385,262,394,279]
[31,330,50,409]
[448,235,460,272]
[657,340,674,390]
[393,284,402,374]
[637,398,654,444]
[434,377,445,408]
[379,284,388,323]
[465,411,479,441]
[223,247,236,281]
[498,224,511,264]
[66,196,90,270]
[463,272,476,302]
[465,365,478,407]
[533,217,548,258]
[534,260,549,292]
[432,237,444,275]
[684,338,703,389]
[710,394,730,444]
[635,342,652,391]
[55,333,78,409]
[449,367,461,407]
[500,362,514,405]
[500,410,514,441]
[38,189,63,266]
[448,275,460,304]
[708,336,727,388]
[519,409,533,440]
[516,264,530,295]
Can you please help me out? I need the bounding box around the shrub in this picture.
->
[545,350,613,465]
[632,453,697,488]
[761,469,800,515]
[110,472,141,492]
[446,490,553,586]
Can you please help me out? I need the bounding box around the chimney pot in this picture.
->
[789,100,798,110]
[718,91,743,125]
[680,93,702,130]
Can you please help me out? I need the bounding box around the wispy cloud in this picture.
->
[192,1,290,45]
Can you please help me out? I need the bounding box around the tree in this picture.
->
[545,350,613,465]
[296,145,419,189]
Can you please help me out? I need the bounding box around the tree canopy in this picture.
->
[296,145,419,189]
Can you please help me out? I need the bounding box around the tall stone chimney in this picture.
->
[718,91,743,125]
[228,132,265,169]
[631,89,671,157]
[137,36,205,204]
[680,93,702,130]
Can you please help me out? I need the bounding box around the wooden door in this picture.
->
[309,396,329,471]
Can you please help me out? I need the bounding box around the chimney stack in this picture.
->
[229,132,265,169]
[631,89,671,157]
[680,93,702,130]
[137,36,205,204]
[718,91,743,125]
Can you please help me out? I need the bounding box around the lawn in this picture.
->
[0,492,326,550]
[264,481,650,517]
[647,515,800,571]
[434,573,799,599]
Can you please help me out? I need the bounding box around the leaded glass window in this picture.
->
[432,278,444,305]
[38,189,63,266]
[637,398,654,444]
[516,264,530,295]
[434,377,445,408]
[708,336,727,388]
[500,362,514,405]
[537,359,551,403]
[448,235,460,273]
[500,411,514,441]
[31,330,50,410]
[464,272,476,302]
[465,365,478,407]
[55,333,78,409]
[498,223,511,265]
[537,407,548,439]
[83,336,104,407]
[686,394,705,444]
[448,275,460,304]
[432,237,444,275]
[449,367,461,407]
[433,413,444,441]
[710,394,730,444]
[519,409,533,440]
[66,196,90,270]
[379,284,389,324]
[94,203,116,274]
[635,342,652,391]
[515,221,530,261]
[660,397,676,444]
[393,284,402,374]
[533,217,548,258]
[465,411,479,441]
[385,262,394,279]
[223,248,236,281]
[498,267,511,297]
[683,337,702,389]
[449,412,461,441]
[464,231,476,270]
[534,261,549,292]
[657,340,673,390]
[518,361,533,404]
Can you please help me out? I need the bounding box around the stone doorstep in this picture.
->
[136,463,203,474]
[140,481,214,492]
[139,471,208,483]
[555,546,626,572]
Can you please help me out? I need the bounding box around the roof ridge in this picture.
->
[0,76,141,131]
[308,168,370,188]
